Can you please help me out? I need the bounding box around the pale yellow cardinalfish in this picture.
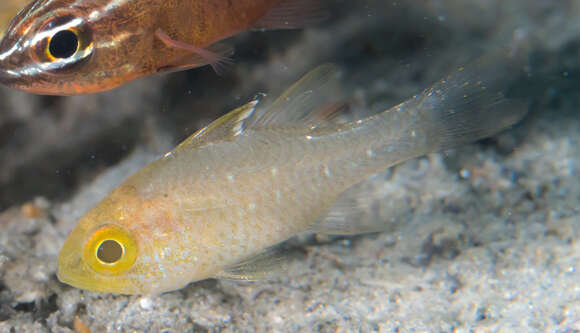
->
[57,55,528,294]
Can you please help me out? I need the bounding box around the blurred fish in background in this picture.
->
[0,0,326,95]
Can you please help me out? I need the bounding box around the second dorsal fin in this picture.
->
[247,64,345,129]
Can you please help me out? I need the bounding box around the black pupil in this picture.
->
[49,30,78,59]
[97,240,123,264]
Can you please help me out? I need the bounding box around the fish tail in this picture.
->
[312,49,530,236]
[371,48,529,165]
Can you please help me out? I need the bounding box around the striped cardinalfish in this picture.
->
[0,0,324,95]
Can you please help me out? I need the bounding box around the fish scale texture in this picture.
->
[0,0,580,331]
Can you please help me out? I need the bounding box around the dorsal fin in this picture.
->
[173,64,345,153]
[247,64,346,129]
[173,99,259,152]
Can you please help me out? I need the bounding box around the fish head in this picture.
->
[0,0,147,95]
[57,189,159,295]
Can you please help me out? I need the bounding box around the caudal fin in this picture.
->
[376,48,530,163]
[312,49,530,236]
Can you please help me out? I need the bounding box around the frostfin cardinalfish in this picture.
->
[58,51,528,294]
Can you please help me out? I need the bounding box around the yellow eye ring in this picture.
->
[83,224,138,275]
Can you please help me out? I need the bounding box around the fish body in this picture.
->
[0,0,318,95]
[57,55,528,294]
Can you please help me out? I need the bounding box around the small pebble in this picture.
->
[139,297,154,311]
[74,316,91,333]
[20,202,46,219]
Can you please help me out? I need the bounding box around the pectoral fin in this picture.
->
[217,246,290,281]
[155,29,233,75]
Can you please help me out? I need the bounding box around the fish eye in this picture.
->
[48,29,79,59]
[97,239,123,264]
[34,15,93,68]
[83,224,138,275]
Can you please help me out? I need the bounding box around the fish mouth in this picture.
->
[57,234,140,294]
[0,45,28,91]
[0,66,40,94]
[0,64,65,95]
[57,256,138,294]
[0,36,41,93]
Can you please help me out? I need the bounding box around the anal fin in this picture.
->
[155,29,234,75]
[254,0,328,30]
